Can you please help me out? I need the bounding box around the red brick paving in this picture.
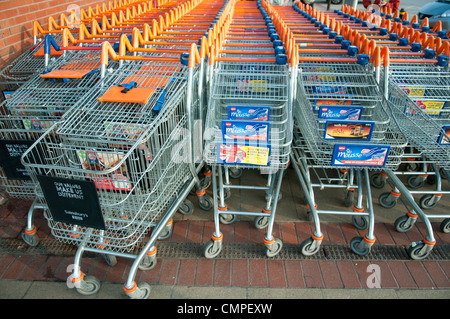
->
[0,220,449,292]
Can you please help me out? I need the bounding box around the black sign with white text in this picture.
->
[37,175,105,230]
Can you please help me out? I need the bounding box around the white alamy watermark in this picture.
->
[366,4,383,28]
[66,4,81,28]
[366,264,382,288]
[66,263,82,289]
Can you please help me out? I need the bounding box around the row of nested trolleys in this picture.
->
[0,0,448,298]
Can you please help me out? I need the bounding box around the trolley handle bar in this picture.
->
[100,38,203,69]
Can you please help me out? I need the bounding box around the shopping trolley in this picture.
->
[3,0,195,245]
[202,0,294,258]
[21,40,211,298]
[365,45,450,259]
[0,26,126,246]
[270,2,408,256]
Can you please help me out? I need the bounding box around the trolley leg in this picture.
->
[419,163,443,210]
[21,198,45,247]
[70,245,101,296]
[203,165,223,259]
[255,172,276,229]
[384,170,436,260]
[350,169,376,256]
[352,169,368,230]
[291,153,323,256]
[218,166,233,224]
[124,177,196,299]
[263,169,284,258]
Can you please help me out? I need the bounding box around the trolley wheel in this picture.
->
[379,192,397,208]
[405,162,419,172]
[126,282,152,299]
[370,173,386,189]
[102,254,117,267]
[265,191,282,202]
[76,275,101,296]
[394,215,415,233]
[440,218,450,233]
[254,216,269,229]
[178,200,194,215]
[219,213,236,224]
[198,195,213,211]
[203,239,222,259]
[200,176,212,190]
[158,223,173,240]
[21,231,38,247]
[229,168,243,179]
[217,188,231,201]
[139,255,157,271]
[407,175,425,189]
[350,236,371,256]
[408,242,432,260]
[344,190,354,207]
[352,215,369,230]
[419,194,439,210]
[299,237,321,256]
[265,238,283,258]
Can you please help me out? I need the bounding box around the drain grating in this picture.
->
[1,238,449,261]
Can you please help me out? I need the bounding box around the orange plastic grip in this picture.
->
[33,21,45,37]
[188,43,201,68]
[62,28,78,47]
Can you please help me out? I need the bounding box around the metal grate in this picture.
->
[1,238,449,261]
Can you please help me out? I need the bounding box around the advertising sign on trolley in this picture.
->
[331,144,391,167]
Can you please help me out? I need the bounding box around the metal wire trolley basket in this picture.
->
[0,27,124,247]
[269,2,408,258]
[369,47,450,260]
[21,42,210,298]
[202,0,295,259]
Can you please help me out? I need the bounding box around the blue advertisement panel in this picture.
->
[331,144,391,167]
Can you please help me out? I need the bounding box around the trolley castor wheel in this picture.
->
[350,236,374,256]
[370,173,386,189]
[229,168,243,179]
[299,235,322,256]
[124,282,152,299]
[264,237,283,258]
[178,200,194,215]
[21,228,38,247]
[219,213,236,224]
[254,216,269,229]
[197,194,213,211]
[419,194,440,210]
[158,219,173,240]
[352,215,368,230]
[102,254,117,267]
[74,275,101,296]
[139,246,157,271]
[378,192,397,208]
[394,211,417,232]
[217,188,231,201]
[203,233,223,259]
[440,218,450,233]
[408,240,435,260]
[407,175,425,189]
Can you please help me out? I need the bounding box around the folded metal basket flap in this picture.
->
[40,69,96,79]
[33,46,64,57]
[97,84,156,104]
